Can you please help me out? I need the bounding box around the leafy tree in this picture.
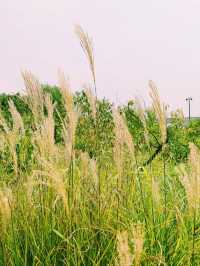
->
[1,86,200,167]
[74,91,96,157]
[167,110,189,163]
[122,101,145,151]
[74,91,115,159]
[187,119,200,147]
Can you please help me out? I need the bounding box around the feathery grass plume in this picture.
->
[171,108,185,121]
[22,70,44,125]
[83,84,96,119]
[9,100,25,135]
[117,230,133,266]
[9,100,25,174]
[188,143,200,180]
[80,152,90,178]
[149,81,168,259]
[113,107,135,157]
[34,158,69,213]
[0,187,13,232]
[113,139,123,181]
[80,152,98,189]
[179,164,193,213]
[0,101,24,175]
[179,143,200,212]
[62,106,79,160]
[112,106,134,211]
[135,98,149,147]
[79,152,99,213]
[58,70,79,159]
[112,107,125,191]
[132,224,144,266]
[149,80,167,145]
[0,111,9,135]
[34,94,56,159]
[24,177,47,207]
[80,152,98,190]
[0,109,12,144]
[178,143,200,265]
[58,70,73,114]
[75,25,97,96]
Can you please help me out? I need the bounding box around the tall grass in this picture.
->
[0,28,199,265]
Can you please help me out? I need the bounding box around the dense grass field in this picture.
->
[1,27,200,265]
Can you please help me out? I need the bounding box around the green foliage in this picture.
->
[122,101,144,150]
[167,111,189,163]
[1,87,200,265]
[74,91,96,157]
[74,91,115,160]
[1,89,200,167]
[145,108,161,147]
[0,93,31,127]
[96,99,115,158]
[187,119,200,147]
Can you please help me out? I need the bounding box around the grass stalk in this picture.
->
[163,153,167,262]
[191,208,196,265]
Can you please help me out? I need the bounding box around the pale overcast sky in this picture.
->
[1,0,200,116]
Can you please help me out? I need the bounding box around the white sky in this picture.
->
[1,0,200,116]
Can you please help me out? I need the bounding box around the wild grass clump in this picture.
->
[0,27,199,265]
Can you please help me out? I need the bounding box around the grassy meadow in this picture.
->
[0,26,200,265]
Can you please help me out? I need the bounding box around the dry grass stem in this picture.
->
[34,95,56,159]
[75,25,96,94]
[113,107,135,156]
[135,98,149,147]
[0,187,13,231]
[179,143,200,212]
[117,230,133,266]
[22,70,44,125]
[149,80,167,145]
[132,224,144,265]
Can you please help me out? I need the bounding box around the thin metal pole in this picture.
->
[189,100,191,120]
[186,97,192,120]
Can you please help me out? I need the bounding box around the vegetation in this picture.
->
[1,26,200,265]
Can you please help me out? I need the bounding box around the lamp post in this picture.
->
[186,97,192,120]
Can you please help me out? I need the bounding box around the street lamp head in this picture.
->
[186,97,192,101]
